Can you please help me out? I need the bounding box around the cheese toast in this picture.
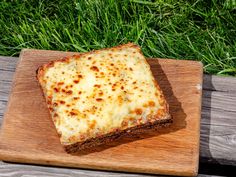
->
[37,43,172,153]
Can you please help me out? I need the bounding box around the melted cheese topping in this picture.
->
[39,44,166,145]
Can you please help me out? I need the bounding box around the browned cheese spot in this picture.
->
[60,100,65,104]
[66,90,73,95]
[99,91,103,96]
[157,109,164,117]
[57,82,64,85]
[89,120,97,129]
[90,66,99,72]
[94,84,101,88]
[47,100,52,105]
[135,108,143,115]
[70,109,80,116]
[148,101,155,107]
[118,95,123,105]
[54,87,59,92]
[73,80,79,84]
[96,98,103,102]
[160,94,164,99]
[73,97,80,100]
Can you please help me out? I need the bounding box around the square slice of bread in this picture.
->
[37,43,172,153]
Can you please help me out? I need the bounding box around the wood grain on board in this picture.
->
[0,49,203,176]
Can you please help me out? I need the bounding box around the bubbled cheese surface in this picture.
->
[39,44,165,145]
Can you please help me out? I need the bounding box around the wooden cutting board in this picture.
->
[0,49,203,176]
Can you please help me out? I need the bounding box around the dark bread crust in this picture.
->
[64,114,172,153]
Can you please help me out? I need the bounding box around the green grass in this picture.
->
[0,0,236,75]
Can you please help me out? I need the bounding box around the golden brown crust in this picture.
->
[65,114,172,153]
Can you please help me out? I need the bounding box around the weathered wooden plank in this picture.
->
[0,80,14,101]
[200,124,236,164]
[0,56,18,71]
[203,90,236,111]
[201,91,236,126]
[0,57,17,104]
[202,74,236,166]
[0,161,223,177]
[0,57,17,127]
[200,76,236,165]
[0,161,151,177]
[0,70,16,83]
[0,100,7,117]
[203,74,236,92]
